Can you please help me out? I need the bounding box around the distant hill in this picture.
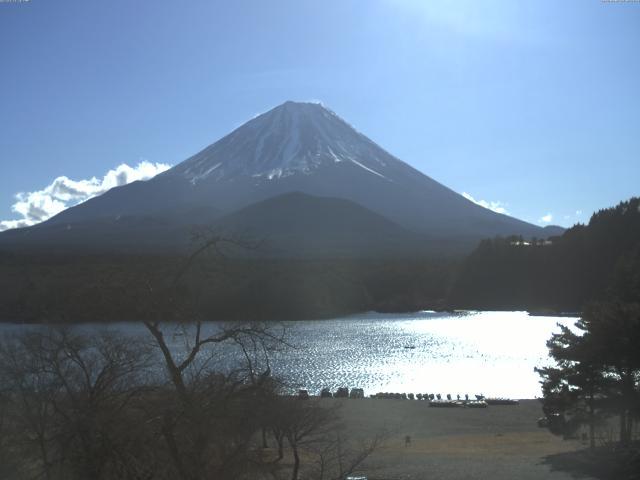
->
[448,197,640,311]
[0,205,222,254]
[541,225,566,237]
[213,192,434,258]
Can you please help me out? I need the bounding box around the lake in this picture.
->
[0,311,577,399]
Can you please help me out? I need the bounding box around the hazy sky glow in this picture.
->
[1,0,639,228]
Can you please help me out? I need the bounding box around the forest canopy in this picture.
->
[449,197,640,312]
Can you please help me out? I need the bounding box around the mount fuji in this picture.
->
[0,101,560,256]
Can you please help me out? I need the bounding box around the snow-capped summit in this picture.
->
[168,101,391,184]
[3,101,560,254]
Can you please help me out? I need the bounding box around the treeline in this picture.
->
[449,197,640,312]
[0,248,453,323]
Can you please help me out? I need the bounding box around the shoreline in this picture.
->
[0,308,583,325]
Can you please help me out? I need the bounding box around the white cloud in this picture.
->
[539,213,553,224]
[0,219,32,231]
[462,192,509,215]
[575,210,582,216]
[0,161,171,231]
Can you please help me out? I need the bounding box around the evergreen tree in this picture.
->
[537,300,640,446]
[536,322,607,448]
[581,301,640,445]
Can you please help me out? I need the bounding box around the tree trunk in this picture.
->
[619,368,634,445]
[291,444,300,480]
[587,387,596,450]
[620,410,628,445]
[162,412,192,480]
[145,325,189,398]
[38,436,52,480]
[588,421,595,449]
[262,427,268,448]
[273,431,284,462]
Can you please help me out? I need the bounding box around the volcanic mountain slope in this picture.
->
[0,101,560,255]
[214,192,432,258]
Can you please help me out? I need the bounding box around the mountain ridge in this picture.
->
[0,101,562,254]
[213,191,433,258]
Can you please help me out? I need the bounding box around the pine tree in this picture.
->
[537,300,640,446]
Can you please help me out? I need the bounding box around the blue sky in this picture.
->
[0,0,639,229]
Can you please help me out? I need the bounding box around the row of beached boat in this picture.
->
[300,388,519,407]
[371,392,520,407]
[428,399,488,408]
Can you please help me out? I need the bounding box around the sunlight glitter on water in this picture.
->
[273,311,577,399]
[0,311,577,399]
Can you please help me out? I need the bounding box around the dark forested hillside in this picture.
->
[0,249,452,323]
[3,197,637,323]
[448,197,640,312]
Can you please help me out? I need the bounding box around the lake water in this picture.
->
[0,311,577,399]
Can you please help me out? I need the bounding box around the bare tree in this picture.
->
[0,368,20,480]
[139,319,287,480]
[311,428,386,480]
[282,398,338,480]
[137,232,292,480]
[265,397,387,480]
[0,328,153,480]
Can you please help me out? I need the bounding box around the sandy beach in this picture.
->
[329,398,593,480]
